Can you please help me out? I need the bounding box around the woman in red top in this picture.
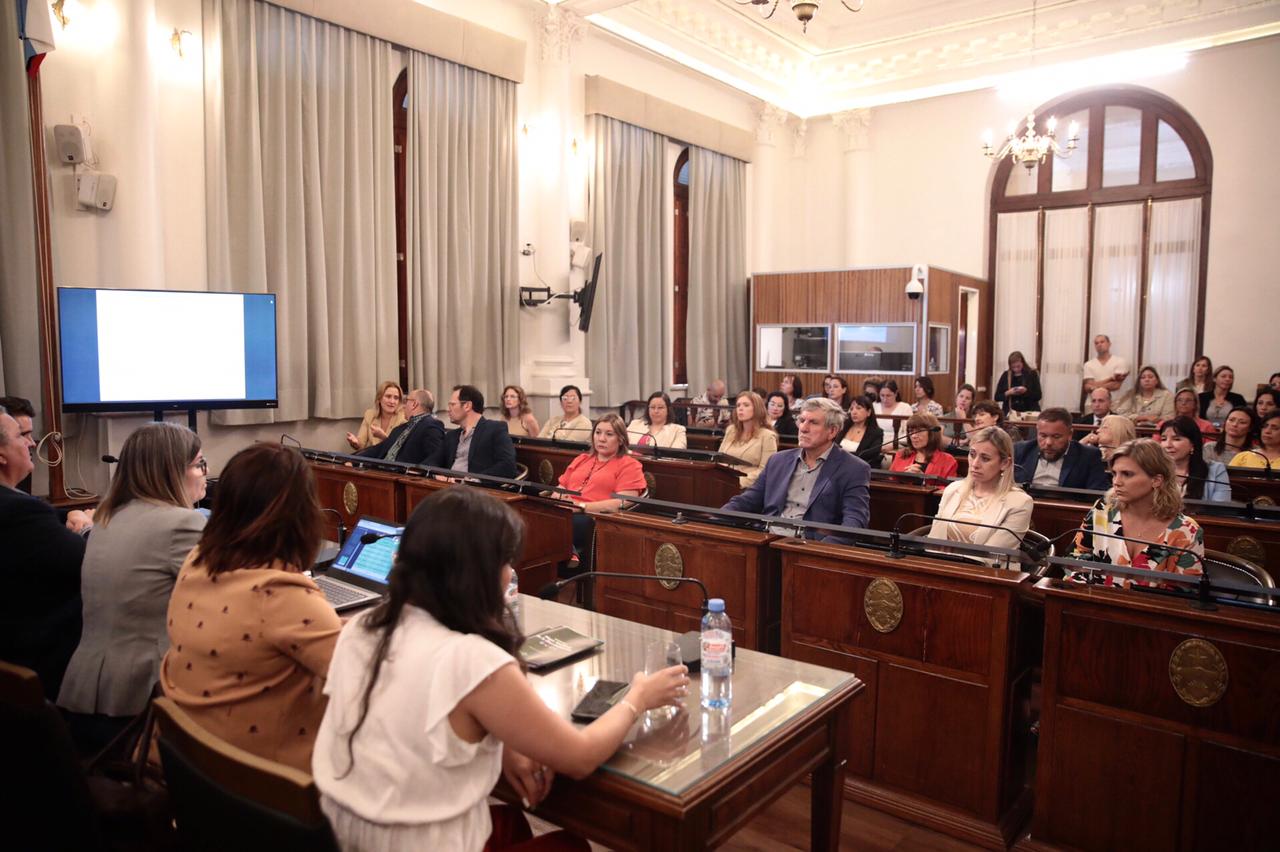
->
[556,414,648,582]
[889,412,959,481]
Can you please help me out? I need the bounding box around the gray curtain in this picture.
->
[586,115,667,407]
[404,50,518,405]
[0,3,40,396]
[203,0,398,424]
[688,146,748,395]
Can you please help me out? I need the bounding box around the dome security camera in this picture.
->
[906,265,926,300]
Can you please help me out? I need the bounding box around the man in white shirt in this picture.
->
[1082,335,1130,397]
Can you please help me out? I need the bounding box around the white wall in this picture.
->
[762,35,1280,391]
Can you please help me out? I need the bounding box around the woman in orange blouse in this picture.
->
[556,414,647,580]
[889,412,959,480]
[161,444,341,772]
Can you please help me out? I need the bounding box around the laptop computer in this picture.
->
[313,516,403,612]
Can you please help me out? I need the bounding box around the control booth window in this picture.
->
[757,324,831,373]
[835,323,917,375]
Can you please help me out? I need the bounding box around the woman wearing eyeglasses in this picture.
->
[538,384,593,442]
[57,423,208,754]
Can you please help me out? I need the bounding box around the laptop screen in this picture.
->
[331,517,403,585]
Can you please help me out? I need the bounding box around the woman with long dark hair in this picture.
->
[1204,406,1258,465]
[313,488,688,850]
[1160,416,1231,502]
[994,351,1042,414]
[765,391,797,438]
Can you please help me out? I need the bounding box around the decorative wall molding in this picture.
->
[754,103,790,145]
[832,108,871,152]
[539,4,587,64]
[792,119,808,157]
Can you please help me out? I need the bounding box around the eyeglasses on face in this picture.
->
[191,458,209,474]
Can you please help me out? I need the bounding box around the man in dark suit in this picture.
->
[0,396,35,493]
[723,397,869,542]
[441,385,517,479]
[0,408,85,699]
[356,388,445,466]
[1014,407,1111,491]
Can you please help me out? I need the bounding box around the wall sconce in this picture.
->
[170,28,192,58]
[570,138,578,156]
[51,0,70,29]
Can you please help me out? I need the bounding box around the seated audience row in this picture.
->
[1230,409,1280,470]
[355,386,517,478]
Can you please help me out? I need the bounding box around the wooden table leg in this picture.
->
[810,750,845,851]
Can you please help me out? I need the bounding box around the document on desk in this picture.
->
[519,626,603,671]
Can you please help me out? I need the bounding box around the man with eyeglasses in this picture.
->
[355,389,445,466]
[0,406,86,699]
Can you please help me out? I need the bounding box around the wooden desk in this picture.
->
[401,477,573,593]
[591,512,782,652]
[1020,580,1280,852]
[1031,498,1280,572]
[308,461,573,593]
[514,443,744,508]
[502,597,862,851]
[775,539,1036,849]
[867,478,942,533]
[1227,470,1280,506]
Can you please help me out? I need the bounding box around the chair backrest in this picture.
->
[151,697,338,852]
[1204,549,1276,606]
[0,661,105,851]
[672,397,692,426]
[618,400,647,424]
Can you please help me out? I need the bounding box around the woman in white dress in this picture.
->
[313,488,689,852]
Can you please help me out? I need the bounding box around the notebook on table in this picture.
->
[314,516,402,612]
[518,626,603,671]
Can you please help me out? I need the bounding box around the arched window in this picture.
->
[987,86,1212,409]
[673,146,690,386]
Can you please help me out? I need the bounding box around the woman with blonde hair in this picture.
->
[58,422,208,752]
[1093,414,1136,462]
[499,384,540,438]
[346,381,407,451]
[1071,438,1204,588]
[718,391,778,488]
[929,426,1032,553]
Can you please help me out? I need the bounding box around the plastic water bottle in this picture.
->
[700,598,733,710]
[504,573,521,631]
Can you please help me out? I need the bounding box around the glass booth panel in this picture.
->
[835,323,917,375]
[927,324,951,373]
[756,325,831,372]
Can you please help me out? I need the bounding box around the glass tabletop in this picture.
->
[518,596,858,797]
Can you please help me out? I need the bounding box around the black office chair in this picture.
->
[672,397,692,427]
[152,698,339,852]
[0,661,107,852]
[618,400,647,423]
[1203,549,1276,606]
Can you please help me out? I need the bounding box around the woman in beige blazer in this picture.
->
[57,423,207,753]
[929,426,1033,556]
[719,391,779,488]
[627,392,688,449]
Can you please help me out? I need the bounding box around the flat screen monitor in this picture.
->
[58,287,279,413]
[577,252,602,333]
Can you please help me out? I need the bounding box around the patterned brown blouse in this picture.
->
[160,550,342,772]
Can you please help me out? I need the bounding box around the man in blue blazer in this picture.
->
[1013,407,1111,492]
[441,385,518,479]
[723,398,870,542]
[356,389,446,466]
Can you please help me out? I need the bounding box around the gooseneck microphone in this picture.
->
[359,530,401,546]
[891,511,1041,562]
[537,571,714,670]
[102,454,118,464]
[320,508,347,546]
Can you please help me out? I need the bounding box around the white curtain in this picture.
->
[1089,203,1143,393]
[204,0,398,424]
[405,51,517,404]
[688,146,748,396]
[1040,207,1090,409]
[1144,198,1201,384]
[0,2,40,396]
[993,211,1039,388]
[586,115,667,407]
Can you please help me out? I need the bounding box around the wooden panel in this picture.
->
[873,663,989,816]
[592,512,780,651]
[1042,706,1185,852]
[310,463,402,534]
[867,481,939,533]
[749,266,991,407]
[1189,742,1280,852]
[1055,611,1280,745]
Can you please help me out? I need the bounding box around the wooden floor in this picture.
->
[720,785,984,852]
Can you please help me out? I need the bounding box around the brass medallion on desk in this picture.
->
[503,596,861,851]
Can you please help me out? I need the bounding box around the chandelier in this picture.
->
[733,0,865,33]
[983,114,1080,173]
[981,0,1080,172]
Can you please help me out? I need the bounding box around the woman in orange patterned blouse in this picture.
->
[1070,438,1204,588]
[161,444,341,772]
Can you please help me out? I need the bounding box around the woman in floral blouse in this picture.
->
[1070,438,1204,588]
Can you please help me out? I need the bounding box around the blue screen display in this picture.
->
[58,288,278,411]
